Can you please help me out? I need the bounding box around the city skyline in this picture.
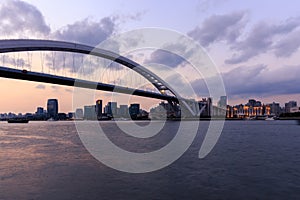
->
[1,0,300,113]
[0,95,298,118]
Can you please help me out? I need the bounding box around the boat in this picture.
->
[265,117,275,121]
[255,115,267,120]
[7,118,29,123]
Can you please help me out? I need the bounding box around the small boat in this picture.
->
[7,118,29,123]
[97,116,112,121]
[265,117,275,121]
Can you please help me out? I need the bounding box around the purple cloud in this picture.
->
[188,11,248,47]
[0,0,50,37]
[225,17,300,64]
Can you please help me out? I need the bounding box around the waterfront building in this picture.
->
[96,100,102,119]
[228,99,270,119]
[218,96,227,109]
[36,107,44,115]
[129,103,140,119]
[290,107,300,113]
[47,99,58,119]
[226,105,234,118]
[119,105,129,118]
[58,113,67,120]
[248,99,256,107]
[75,108,84,119]
[150,101,180,119]
[68,112,74,119]
[285,101,297,113]
[266,102,281,116]
[105,102,117,117]
[84,105,96,120]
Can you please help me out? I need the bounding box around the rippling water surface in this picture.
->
[1,120,300,200]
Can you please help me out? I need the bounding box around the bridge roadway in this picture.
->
[0,66,179,103]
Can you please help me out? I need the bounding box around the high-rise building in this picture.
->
[47,99,58,119]
[285,101,297,113]
[75,108,84,119]
[96,100,102,119]
[267,102,281,116]
[119,105,129,117]
[129,103,140,118]
[248,99,256,107]
[105,102,117,117]
[255,101,262,107]
[36,107,44,115]
[84,105,96,120]
[218,96,227,108]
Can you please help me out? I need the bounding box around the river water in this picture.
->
[0,120,300,200]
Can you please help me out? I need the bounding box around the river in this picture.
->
[0,120,299,199]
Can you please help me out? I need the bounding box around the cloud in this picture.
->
[225,17,300,64]
[191,64,300,98]
[224,65,300,96]
[144,43,196,68]
[35,84,46,89]
[188,12,300,64]
[188,11,248,47]
[197,0,230,13]
[145,49,186,68]
[117,11,147,22]
[273,29,300,57]
[52,17,117,46]
[0,1,144,76]
[0,0,50,38]
[222,64,268,95]
[48,16,129,74]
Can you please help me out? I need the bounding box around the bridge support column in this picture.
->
[179,100,206,118]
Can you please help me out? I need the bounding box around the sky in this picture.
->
[0,0,300,113]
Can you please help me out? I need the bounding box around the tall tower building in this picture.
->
[84,105,96,120]
[129,103,140,118]
[96,100,102,119]
[285,101,297,113]
[47,99,58,119]
[75,108,84,119]
[218,96,227,108]
[119,105,129,118]
[105,102,117,117]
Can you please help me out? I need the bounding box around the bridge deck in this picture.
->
[0,66,178,102]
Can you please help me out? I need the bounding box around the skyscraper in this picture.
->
[119,105,129,118]
[248,99,256,107]
[47,99,58,119]
[285,101,297,113]
[218,96,227,108]
[36,107,44,115]
[268,102,281,116]
[105,102,117,117]
[75,108,84,119]
[96,100,102,119]
[129,103,140,119]
[84,105,96,120]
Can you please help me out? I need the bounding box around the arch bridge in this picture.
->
[0,39,203,116]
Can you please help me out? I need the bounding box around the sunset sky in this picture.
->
[1,0,300,113]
